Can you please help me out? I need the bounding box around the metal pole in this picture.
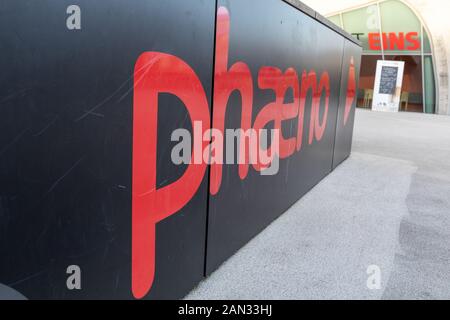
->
[421,25,426,113]
[377,2,385,60]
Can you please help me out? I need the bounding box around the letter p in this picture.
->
[132,52,210,299]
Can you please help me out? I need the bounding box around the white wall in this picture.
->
[302,0,450,114]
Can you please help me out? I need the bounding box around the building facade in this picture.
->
[302,0,450,115]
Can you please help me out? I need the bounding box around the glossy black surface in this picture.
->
[333,41,362,169]
[0,0,360,299]
[206,0,351,274]
[0,0,215,299]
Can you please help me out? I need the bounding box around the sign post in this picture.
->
[372,60,405,112]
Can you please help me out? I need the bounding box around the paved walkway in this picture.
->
[186,109,450,300]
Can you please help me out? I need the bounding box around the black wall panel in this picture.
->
[206,0,346,274]
[332,40,363,169]
[0,0,215,299]
[0,0,360,300]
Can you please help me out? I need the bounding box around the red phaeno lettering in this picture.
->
[344,57,356,125]
[368,32,420,51]
[210,6,253,194]
[132,6,353,299]
[132,53,210,299]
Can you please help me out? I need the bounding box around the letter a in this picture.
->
[66,5,81,30]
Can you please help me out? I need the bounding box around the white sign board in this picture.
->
[372,60,405,112]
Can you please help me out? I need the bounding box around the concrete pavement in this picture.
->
[186,109,450,300]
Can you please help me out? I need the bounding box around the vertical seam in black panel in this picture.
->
[331,40,347,171]
[203,0,219,277]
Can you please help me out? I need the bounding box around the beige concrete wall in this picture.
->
[302,0,450,114]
